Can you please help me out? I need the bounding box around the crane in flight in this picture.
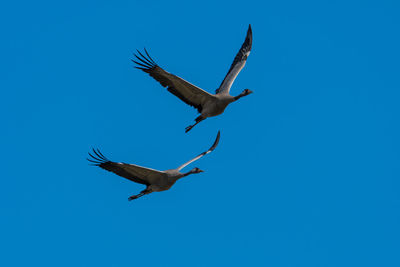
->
[132,25,253,133]
[87,131,220,200]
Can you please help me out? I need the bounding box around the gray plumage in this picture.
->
[132,25,253,133]
[87,131,220,200]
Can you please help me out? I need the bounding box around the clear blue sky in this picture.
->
[1,0,399,266]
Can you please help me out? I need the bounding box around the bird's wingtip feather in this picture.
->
[210,131,221,151]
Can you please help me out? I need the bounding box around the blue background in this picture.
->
[1,0,399,266]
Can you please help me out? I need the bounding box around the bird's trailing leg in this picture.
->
[128,188,151,201]
[185,116,205,133]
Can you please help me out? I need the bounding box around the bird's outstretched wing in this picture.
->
[87,149,163,185]
[177,131,220,171]
[215,25,252,95]
[132,49,214,113]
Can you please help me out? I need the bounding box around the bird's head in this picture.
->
[191,167,204,174]
[242,89,253,96]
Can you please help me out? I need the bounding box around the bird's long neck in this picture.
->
[170,170,193,183]
[234,92,247,101]
[182,170,195,177]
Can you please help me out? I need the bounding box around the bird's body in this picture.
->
[88,131,220,200]
[132,25,253,132]
[142,169,182,192]
[202,94,234,117]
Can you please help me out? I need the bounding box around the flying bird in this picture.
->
[87,131,220,201]
[132,25,253,132]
